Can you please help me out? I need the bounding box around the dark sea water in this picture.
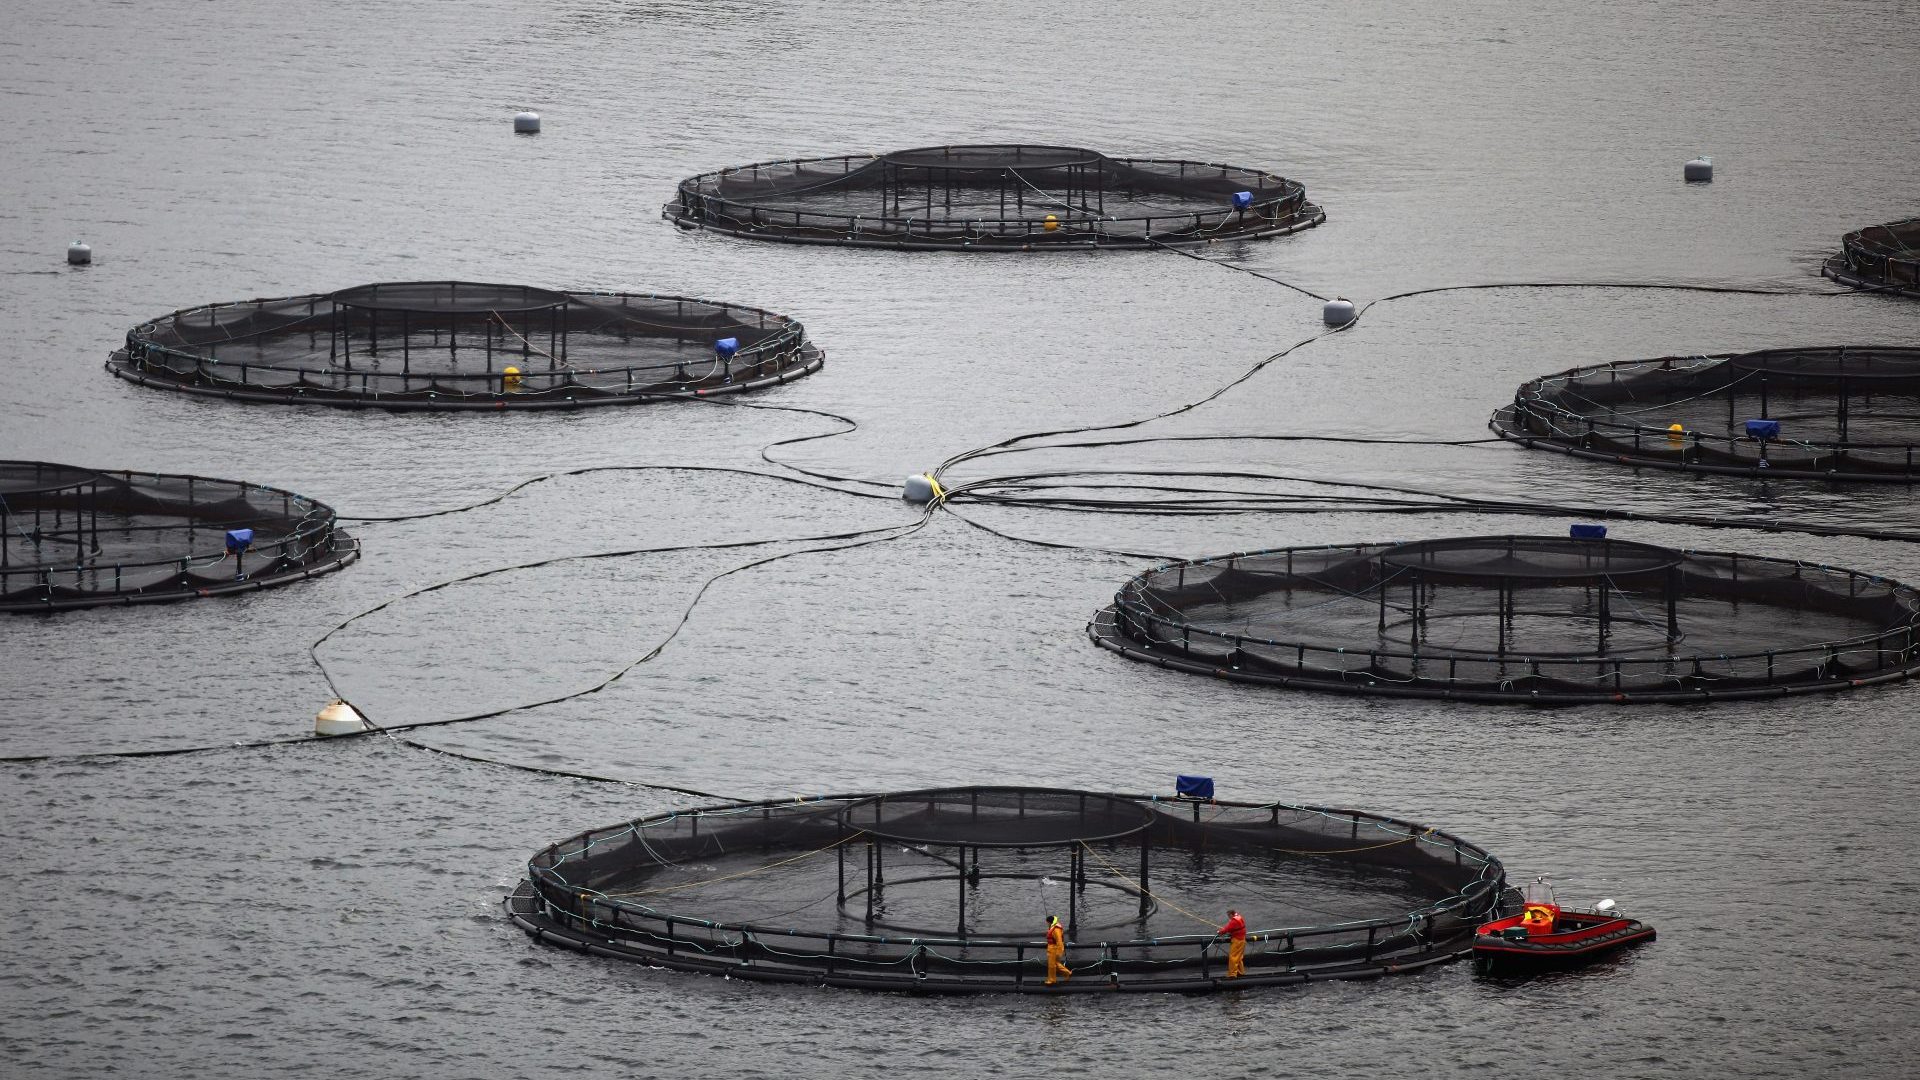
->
[4,1,1920,1076]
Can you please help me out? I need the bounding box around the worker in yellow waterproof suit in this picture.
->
[1044,915,1072,985]
[1218,909,1248,978]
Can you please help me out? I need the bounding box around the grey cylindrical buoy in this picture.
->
[1323,298,1356,326]
[514,111,541,134]
[67,241,91,265]
[903,473,939,504]
[1684,157,1712,182]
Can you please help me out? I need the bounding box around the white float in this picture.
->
[315,699,370,736]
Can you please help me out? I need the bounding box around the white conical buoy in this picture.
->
[1684,156,1712,182]
[67,241,91,265]
[1323,298,1356,326]
[315,699,369,736]
[514,111,541,134]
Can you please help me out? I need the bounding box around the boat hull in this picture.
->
[1473,918,1655,974]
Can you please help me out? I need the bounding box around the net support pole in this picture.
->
[1068,847,1079,938]
[1138,833,1151,918]
[1497,577,1509,657]
[837,821,846,903]
[1598,578,1610,653]
[957,844,966,937]
[1409,573,1421,649]
[865,838,875,923]
[1666,566,1680,641]
[1377,557,1387,631]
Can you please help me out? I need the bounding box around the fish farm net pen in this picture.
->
[0,460,357,613]
[1823,217,1920,298]
[1089,534,1920,704]
[509,787,1506,993]
[1491,346,1920,482]
[664,144,1325,250]
[107,281,824,410]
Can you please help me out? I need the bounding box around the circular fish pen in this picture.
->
[1088,534,1920,704]
[1823,217,1920,298]
[1490,346,1920,481]
[663,144,1325,250]
[1,461,357,613]
[507,786,1505,993]
[106,281,824,410]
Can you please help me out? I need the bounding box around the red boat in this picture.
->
[1473,878,1655,975]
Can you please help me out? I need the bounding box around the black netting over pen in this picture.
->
[1823,217,1920,298]
[1,460,357,613]
[1088,535,1920,704]
[508,787,1506,993]
[107,281,824,410]
[663,144,1325,250]
[1490,347,1920,481]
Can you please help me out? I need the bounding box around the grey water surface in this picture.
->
[4,1,1920,1076]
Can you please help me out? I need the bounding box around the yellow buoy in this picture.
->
[1043,214,1059,232]
[502,365,522,391]
[1667,423,1685,445]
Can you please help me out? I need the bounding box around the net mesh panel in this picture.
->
[669,144,1320,247]
[114,282,819,406]
[1380,536,1683,580]
[0,461,352,611]
[840,788,1155,847]
[1838,217,1920,288]
[517,790,1505,988]
[329,281,574,314]
[1493,347,1920,477]
[1102,537,1920,700]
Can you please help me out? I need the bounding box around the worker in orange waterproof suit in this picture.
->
[1219,909,1248,978]
[1044,915,1072,985]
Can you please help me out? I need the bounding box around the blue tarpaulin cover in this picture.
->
[224,528,254,554]
[1175,775,1214,800]
[714,336,739,359]
[1746,419,1781,440]
[1569,524,1608,539]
